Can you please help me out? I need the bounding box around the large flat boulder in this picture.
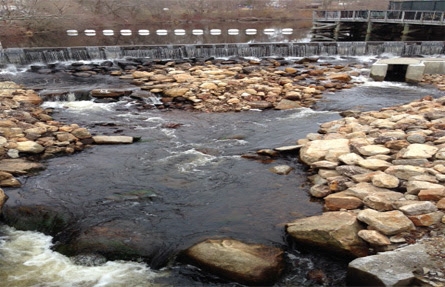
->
[180,238,284,286]
[357,209,415,236]
[347,236,445,286]
[299,139,350,165]
[286,211,368,257]
[0,158,45,175]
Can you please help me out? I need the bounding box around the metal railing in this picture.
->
[314,10,445,25]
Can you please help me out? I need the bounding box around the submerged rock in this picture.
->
[180,238,284,286]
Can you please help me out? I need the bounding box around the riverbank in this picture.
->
[0,59,437,286]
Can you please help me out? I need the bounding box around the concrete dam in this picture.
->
[0,41,444,66]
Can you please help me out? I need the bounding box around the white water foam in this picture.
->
[42,100,116,113]
[0,226,163,287]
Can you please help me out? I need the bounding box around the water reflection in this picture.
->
[9,20,312,48]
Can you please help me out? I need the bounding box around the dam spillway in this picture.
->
[1,41,444,66]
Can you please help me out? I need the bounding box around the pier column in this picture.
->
[365,22,373,41]
[401,24,410,41]
[334,22,341,41]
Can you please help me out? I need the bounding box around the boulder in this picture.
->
[356,145,391,156]
[357,209,415,236]
[371,171,400,188]
[398,201,438,216]
[0,158,45,175]
[286,211,368,257]
[163,87,189,97]
[324,192,363,211]
[362,191,404,211]
[299,139,350,165]
[418,189,445,201]
[406,180,445,195]
[347,238,445,286]
[15,141,45,153]
[408,211,444,227]
[56,219,166,265]
[12,90,43,105]
[0,188,8,212]
[357,230,390,246]
[269,165,293,175]
[345,182,392,200]
[92,136,134,144]
[400,143,438,159]
[385,165,427,181]
[180,238,284,286]
[357,158,391,171]
[274,99,301,110]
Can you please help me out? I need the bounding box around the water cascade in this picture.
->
[1,41,444,65]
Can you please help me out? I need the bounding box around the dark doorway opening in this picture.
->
[384,64,408,81]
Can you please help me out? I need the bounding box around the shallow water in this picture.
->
[1,59,444,286]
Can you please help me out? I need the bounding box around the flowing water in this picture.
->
[0,55,445,286]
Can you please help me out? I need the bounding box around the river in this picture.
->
[0,54,444,286]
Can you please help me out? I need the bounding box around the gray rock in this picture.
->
[385,165,427,180]
[398,201,438,216]
[269,165,293,175]
[347,243,428,286]
[406,180,445,195]
[349,233,445,286]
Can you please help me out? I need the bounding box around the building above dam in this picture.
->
[312,0,445,41]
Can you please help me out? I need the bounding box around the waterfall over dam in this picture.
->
[1,41,444,65]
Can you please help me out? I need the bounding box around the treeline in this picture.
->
[0,0,390,47]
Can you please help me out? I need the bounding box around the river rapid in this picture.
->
[0,56,444,286]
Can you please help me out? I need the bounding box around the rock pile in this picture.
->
[286,94,445,284]
[0,81,134,191]
[122,57,360,112]
[31,57,363,112]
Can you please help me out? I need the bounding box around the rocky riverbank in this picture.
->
[1,58,445,286]
[287,92,445,285]
[32,56,362,112]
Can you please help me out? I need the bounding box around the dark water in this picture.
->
[1,60,444,286]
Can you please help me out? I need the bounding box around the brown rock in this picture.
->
[0,188,7,212]
[357,230,391,246]
[328,73,351,82]
[357,209,415,236]
[0,158,44,175]
[286,211,368,257]
[163,87,189,97]
[274,99,301,110]
[181,239,284,286]
[408,211,444,227]
[324,191,363,211]
[435,196,445,210]
[12,90,43,105]
[418,189,445,201]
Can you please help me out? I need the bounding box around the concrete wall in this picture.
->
[370,58,445,82]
